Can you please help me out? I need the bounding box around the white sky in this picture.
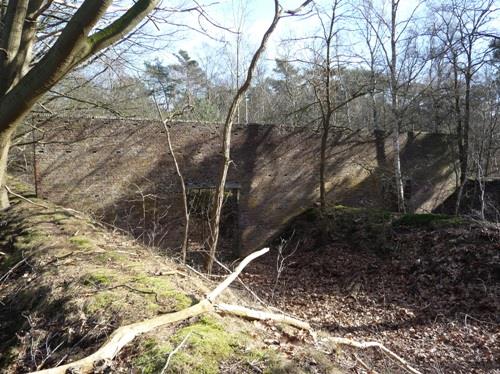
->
[142,0,498,77]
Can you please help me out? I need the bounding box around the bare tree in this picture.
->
[357,0,386,166]
[0,0,161,209]
[361,0,430,212]
[432,0,497,213]
[205,0,313,273]
[154,97,191,263]
[283,1,368,213]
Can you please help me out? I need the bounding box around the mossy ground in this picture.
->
[0,180,203,372]
[134,315,243,374]
[1,179,340,373]
[393,212,464,228]
[132,314,338,374]
[284,205,471,256]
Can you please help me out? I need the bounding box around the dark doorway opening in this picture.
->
[186,182,240,259]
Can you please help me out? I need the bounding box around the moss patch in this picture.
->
[133,275,192,311]
[165,315,244,373]
[134,338,174,374]
[69,236,93,250]
[83,291,122,314]
[95,251,127,263]
[394,213,464,228]
[80,270,116,287]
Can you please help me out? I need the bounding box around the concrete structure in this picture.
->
[12,116,457,255]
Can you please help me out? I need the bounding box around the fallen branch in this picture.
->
[31,246,421,374]
[207,248,269,302]
[5,185,48,209]
[215,303,311,331]
[32,248,270,374]
[354,354,379,374]
[328,337,422,374]
[160,332,192,374]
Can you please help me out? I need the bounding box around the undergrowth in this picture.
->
[284,205,472,256]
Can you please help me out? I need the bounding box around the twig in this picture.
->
[36,340,66,370]
[32,247,270,374]
[0,256,31,284]
[328,337,422,374]
[354,354,379,374]
[5,185,48,209]
[160,332,192,374]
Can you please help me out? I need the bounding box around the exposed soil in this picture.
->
[242,210,500,374]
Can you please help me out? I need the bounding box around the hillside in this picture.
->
[1,181,498,374]
[0,180,339,373]
[243,207,500,373]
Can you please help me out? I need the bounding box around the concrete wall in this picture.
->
[12,116,457,255]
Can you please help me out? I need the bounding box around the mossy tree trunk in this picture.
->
[0,0,159,209]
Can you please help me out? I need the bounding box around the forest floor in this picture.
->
[1,180,498,373]
[0,180,341,374]
[241,207,500,374]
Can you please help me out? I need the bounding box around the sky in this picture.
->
[137,0,498,80]
[153,0,426,67]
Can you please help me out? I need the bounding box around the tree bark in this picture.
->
[0,0,159,209]
[0,126,16,209]
[206,1,282,273]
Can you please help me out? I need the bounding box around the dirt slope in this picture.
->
[0,180,339,374]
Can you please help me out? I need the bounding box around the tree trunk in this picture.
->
[390,0,405,213]
[206,133,232,273]
[0,126,16,209]
[374,129,386,168]
[393,127,405,212]
[462,71,471,184]
[205,1,282,273]
[319,123,329,212]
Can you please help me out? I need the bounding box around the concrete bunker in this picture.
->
[10,116,458,256]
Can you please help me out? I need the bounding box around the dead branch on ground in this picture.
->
[31,245,422,374]
[327,337,422,374]
[5,185,49,209]
[32,247,270,374]
[160,332,192,374]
